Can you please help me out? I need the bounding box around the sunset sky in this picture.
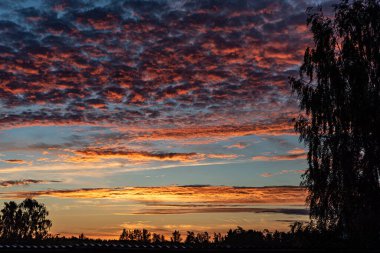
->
[0,0,333,239]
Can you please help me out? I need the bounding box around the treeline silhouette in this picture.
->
[0,199,379,249]
[114,223,374,249]
[29,223,379,249]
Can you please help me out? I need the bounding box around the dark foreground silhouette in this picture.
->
[1,223,380,252]
[0,243,379,253]
[290,0,380,244]
[1,199,379,250]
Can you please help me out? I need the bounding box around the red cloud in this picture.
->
[0,0,309,134]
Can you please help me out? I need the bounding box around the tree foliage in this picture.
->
[0,199,52,240]
[290,0,380,242]
[115,224,378,248]
[170,230,182,243]
[185,231,210,244]
[119,228,163,243]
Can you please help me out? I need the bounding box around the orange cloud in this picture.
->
[135,122,295,142]
[2,185,307,205]
[69,149,202,163]
[206,154,239,159]
[260,169,305,178]
[132,207,308,215]
[252,148,307,161]
[65,147,241,164]
[287,148,306,155]
[1,159,30,165]
[226,142,248,149]
[252,153,306,161]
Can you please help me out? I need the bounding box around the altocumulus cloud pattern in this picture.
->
[0,0,317,131]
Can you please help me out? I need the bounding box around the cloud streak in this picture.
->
[1,159,29,164]
[70,149,201,162]
[1,185,307,205]
[252,148,307,161]
[260,169,305,178]
[65,147,240,163]
[131,207,308,215]
[0,179,61,187]
[252,153,307,161]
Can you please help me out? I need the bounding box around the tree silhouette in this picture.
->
[131,229,142,241]
[185,231,196,244]
[290,0,380,242]
[170,230,182,243]
[152,233,165,243]
[119,228,158,243]
[0,199,52,240]
[195,231,210,244]
[142,228,151,243]
[224,227,265,245]
[213,232,223,243]
[119,228,128,240]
